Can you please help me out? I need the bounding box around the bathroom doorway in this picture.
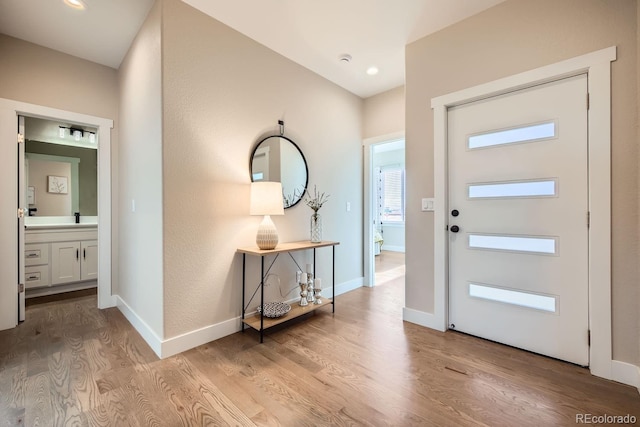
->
[20,116,100,310]
[0,98,114,331]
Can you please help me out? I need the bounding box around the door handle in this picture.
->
[450,225,460,233]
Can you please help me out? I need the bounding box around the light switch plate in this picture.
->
[422,198,434,212]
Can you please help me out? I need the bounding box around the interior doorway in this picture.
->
[20,116,101,316]
[363,133,405,288]
[0,98,114,332]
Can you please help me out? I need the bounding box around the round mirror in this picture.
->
[250,135,308,208]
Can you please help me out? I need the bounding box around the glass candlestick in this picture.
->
[306,273,315,303]
[314,278,322,304]
[299,273,308,306]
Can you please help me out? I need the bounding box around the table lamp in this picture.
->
[250,181,284,250]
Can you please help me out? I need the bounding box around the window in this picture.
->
[468,179,557,199]
[468,121,556,149]
[379,166,405,223]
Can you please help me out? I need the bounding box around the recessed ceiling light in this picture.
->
[366,66,379,76]
[64,0,87,10]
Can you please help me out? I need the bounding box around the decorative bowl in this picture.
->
[257,302,291,318]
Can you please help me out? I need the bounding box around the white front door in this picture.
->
[448,74,589,366]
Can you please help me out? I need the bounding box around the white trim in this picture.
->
[428,47,616,378]
[335,277,364,296]
[162,317,242,359]
[116,295,162,357]
[402,307,441,330]
[611,360,640,392]
[363,131,405,288]
[0,98,115,333]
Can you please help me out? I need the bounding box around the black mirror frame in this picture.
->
[250,135,309,209]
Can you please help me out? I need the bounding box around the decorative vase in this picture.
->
[310,212,322,243]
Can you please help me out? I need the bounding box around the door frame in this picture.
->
[363,131,405,287]
[430,47,616,380]
[0,98,115,331]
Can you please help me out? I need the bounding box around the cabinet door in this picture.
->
[81,240,98,281]
[51,241,81,285]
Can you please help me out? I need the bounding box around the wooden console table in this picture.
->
[237,241,339,342]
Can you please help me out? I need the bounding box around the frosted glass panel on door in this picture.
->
[468,121,556,149]
[468,179,557,199]
[469,283,557,313]
[468,234,557,255]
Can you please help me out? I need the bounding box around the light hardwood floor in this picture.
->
[375,251,405,285]
[1,278,638,426]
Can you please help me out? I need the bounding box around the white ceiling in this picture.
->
[0,0,504,98]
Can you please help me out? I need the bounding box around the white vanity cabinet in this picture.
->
[80,240,98,281]
[25,243,50,289]
[25,226,97,296]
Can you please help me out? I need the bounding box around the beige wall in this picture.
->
[160,0,363,338]
[117,0,164,338]
[406,0,639,364]
[363,85,405,139]
[0,35,118,120]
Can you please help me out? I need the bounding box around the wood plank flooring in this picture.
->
[1,281,639,426]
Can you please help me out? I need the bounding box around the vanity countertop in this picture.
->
[24,216,98,230]
[25,223,98,230]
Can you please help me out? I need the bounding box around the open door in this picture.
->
[17,115,25,322]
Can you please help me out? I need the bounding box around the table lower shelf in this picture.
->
[243,299,333,331]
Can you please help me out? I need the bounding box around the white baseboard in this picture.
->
[162,316,242,358]
[99,294,117,309]
[402,306,446,332]
[611,360,640,392]
[334,277,364,296]
[380,245,405,253]
[115,277,365,359]
[116,295,163,358]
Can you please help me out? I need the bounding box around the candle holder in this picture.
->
[314,278,322,304]
[306,271,315,304]
[299,273,308,307]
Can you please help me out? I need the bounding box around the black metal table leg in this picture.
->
[241,253,246,332]
[260,255,264,343]
[332,245,335,313]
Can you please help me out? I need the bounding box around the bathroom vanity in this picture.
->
[24,218,98,298]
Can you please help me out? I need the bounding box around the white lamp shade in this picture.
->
[250,182,284,216]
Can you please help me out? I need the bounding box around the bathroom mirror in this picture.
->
[250,135,308,208]
[24,117,98,217]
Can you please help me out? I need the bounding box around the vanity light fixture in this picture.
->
[73,129,82,141]
[89,132,96,143]
[64,0,87,10]
[59,126,66,138]
[250,181,284,250]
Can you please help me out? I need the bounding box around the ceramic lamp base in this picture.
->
[256,215,279,250]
